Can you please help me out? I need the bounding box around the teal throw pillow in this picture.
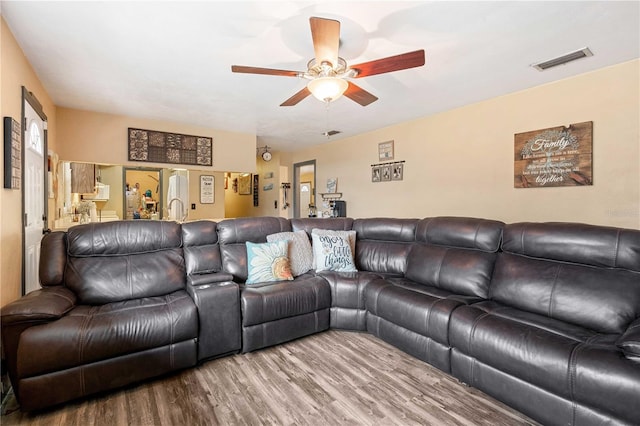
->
[246,240,294,284]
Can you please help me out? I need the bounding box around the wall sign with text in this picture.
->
[514,121,592,188]
[200,175,214,204]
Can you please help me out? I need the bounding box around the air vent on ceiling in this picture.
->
[532,47,593,71]
[322,130,341,137]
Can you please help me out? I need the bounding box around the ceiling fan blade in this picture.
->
[280,87,311,106]
[350,50,425,78]
[344,81,378,106]
[231,65,300,77]
[309,17,340,68]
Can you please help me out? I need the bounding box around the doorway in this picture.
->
[293,160,315,218]
[123,167,163,219]
[22,88,48,295]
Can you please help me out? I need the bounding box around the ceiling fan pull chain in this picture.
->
[325,101,331,139]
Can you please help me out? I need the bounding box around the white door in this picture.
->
[299,182,311,217]
[24,100,47,294]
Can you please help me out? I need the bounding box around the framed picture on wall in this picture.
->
[371,166,381,182]
[238,173,252,195]
[381,165,392,181]
[200,175,214,204]
[392,163,404,181]
[378,140,394,161]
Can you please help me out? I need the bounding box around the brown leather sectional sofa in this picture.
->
[2,216,639,425]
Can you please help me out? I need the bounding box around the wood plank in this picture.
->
[2,331,538,425]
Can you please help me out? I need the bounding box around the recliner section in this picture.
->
[365,217,503,373]
[449,222,640,425]
[217,217,332,353]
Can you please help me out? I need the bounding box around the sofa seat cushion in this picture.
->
[17,291,197,378]
[386,278,485,305]
[366,279,463,346]
[240,276,331,327]
[449,300,619,400]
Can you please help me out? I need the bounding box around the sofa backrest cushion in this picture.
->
[65,221,185,304]
[405,217,504,298]
[352,218,418,275]
[491,253,640,334]
[39,231,67,287]
[495,223,640,334]
[502,222,640,272]
[217,217,291,282]
[415,216,504,252]
[405,244,497,298]
[182,220,222,275]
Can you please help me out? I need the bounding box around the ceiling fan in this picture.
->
[231,17,425,107]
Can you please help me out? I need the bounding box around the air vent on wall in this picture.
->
[532,47,593,71]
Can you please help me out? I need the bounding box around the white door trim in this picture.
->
[22,87,48,295]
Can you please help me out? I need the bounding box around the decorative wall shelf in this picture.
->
[320,192,342,200]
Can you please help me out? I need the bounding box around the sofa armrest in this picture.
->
[1,286,76,325]
[187,272,235,287]
[617,317,640,362]
[185,281,241,361]
[1,286,77,394]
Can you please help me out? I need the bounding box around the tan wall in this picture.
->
[224,152,288,218]
[55,107,257,173]
[98,165,124,218]
[1,18,58,306]
[289,60,640,229]
[224,172,255,218]
[253,152,285,218]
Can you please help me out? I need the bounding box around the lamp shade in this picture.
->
[307,77,348,102]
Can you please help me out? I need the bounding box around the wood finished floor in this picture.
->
[3,330,538,426]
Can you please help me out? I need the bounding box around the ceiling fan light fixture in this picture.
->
[307,77,348,103]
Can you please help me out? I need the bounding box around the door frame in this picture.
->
[122,166,164,219]
[292,159,316,219]
[22,86,48,295]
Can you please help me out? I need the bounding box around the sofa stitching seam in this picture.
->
[472,222,481,250]
[568,343,582,426]
[548,264,562,318]
[468,312,490,367]
[78,309,92,396]
[612,229,621,268]
[166,294,175,368]
[434,249,448,289]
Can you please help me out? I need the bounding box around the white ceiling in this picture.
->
[2,1,639,152]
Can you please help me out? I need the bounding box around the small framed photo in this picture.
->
[392,163,404,181]
[381,165,392,181]
[378,140,394,161]
[371,166,382,182]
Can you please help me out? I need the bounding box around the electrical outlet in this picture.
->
[191,203,196,210]
[274,200,278,209]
